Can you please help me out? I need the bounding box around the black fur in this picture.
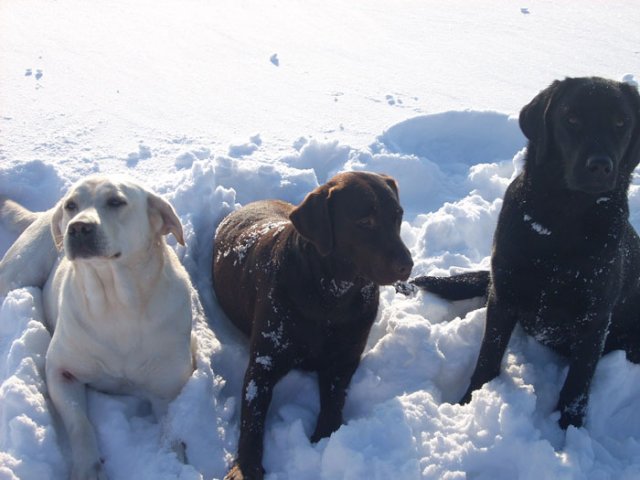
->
[411,77,640,429]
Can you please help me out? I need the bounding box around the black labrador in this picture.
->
[410,77,640,429]
[213,171,413,479]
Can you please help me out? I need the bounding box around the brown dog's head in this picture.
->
[519,76,640,195]
[289,171,413,285]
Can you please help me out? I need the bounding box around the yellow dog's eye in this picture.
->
[107,197,127,208]
[64,200,77,211]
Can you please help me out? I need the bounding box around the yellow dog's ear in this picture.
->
[50,201,65,250]
[147,193,185,245]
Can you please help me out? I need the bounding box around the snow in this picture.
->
[1,1,639,479]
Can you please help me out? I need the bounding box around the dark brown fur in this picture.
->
[213,171,413,480]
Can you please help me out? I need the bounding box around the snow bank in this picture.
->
[2,105,640,479]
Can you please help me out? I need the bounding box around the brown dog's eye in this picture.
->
[64,200,77,211]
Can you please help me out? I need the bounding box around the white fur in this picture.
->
[0,175,194,480]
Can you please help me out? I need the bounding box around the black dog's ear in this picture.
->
[620,82,640,171]
[290,185,334,256]
[519,79,568,164]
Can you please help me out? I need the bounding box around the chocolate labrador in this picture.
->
[410,77,640,429]
[213,171,413,479]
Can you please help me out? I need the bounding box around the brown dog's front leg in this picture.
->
[461,295,519,403]
[311,358,361,443]
[556,311,611,429]
[227,359,282,480]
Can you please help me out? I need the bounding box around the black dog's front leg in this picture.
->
[556,311,611,429]
[461,294,519,403]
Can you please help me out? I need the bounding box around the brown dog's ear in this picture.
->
[50,201,65,250]
[289,185,333,256]
[379,174,399,199]
[519,79,569,164]
[147,193,185,245]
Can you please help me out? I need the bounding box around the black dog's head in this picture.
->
[519,77,640,195]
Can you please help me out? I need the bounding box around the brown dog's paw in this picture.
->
[224,462,264,480]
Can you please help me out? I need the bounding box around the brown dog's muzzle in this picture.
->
[369,242,413,285]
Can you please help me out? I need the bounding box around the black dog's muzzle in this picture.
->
[569,154,617,194]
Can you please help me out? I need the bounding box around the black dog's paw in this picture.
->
[310,414,342,443]
[394,280,417,296]
[310,424,335,444]
[558,409,584,430]
[557,395,587,430]
[459,389,473,405]
[224,462,264,480]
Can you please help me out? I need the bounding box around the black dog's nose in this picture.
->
[586,156,613,177]
[68,221,96,238]
[393,253,414,280]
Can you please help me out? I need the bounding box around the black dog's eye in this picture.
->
[567,114,581,127]
[395,209,404,227]
[107,197,127,208]
[614,117,626,128]
[357,216,375,228]
[64,200,77,211]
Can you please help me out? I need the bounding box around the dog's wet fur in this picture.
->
[213,171,413,479]
[410,77,640,429]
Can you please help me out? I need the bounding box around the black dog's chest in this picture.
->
[494,203,627,352]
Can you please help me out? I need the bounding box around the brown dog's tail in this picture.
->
[0,196,38,234]
[409,271,490,300]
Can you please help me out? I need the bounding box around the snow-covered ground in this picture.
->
[1,1,640,479]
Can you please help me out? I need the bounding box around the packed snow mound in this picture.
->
[377,111,525,168]
[2,0,639,477]
[2,106,640,479]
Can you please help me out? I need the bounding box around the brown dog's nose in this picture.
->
[68,221,96,239]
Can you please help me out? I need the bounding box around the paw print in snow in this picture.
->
[25,68,43,80]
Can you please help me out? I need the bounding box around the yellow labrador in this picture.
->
[0,175,195,480]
